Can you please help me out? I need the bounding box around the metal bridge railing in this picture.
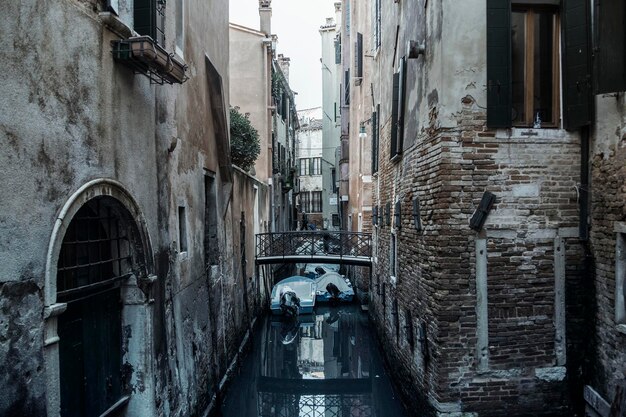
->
[255,231,372,264]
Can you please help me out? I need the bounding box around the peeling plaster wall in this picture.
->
[0,0,249,416]
[588,93,626,407]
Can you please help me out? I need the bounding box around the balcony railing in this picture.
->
[112,36,188,85]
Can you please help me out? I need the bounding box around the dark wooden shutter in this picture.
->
[390,72,400,158]
[594,0,626,94]
[134,0,156,39]
[385,202,391,226]
[371,110,378,174]
[344,70,351,105]
[394,200,401,229]
[563,0,593,130]
[398,56,407,152]
[486,0,512,128]
[372,205,378,226]
[357,33,364,78]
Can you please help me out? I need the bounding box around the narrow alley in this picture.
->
[2,0,626,417]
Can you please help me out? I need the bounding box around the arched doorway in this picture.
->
[57,197,140,416]
[44,180,155,417]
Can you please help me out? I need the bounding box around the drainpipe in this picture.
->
[579,126,590,241]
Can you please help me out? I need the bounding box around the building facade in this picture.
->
[296,108,324,228]
[0,1,255,416]
[320,11,342,231]
[343,0,598,415]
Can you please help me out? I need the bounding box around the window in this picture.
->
[371,105,380,173]
[299,158,309,176]
[178,206,187,252]
[311,191,322,213]
[355,32,363,83]
[331,168,337,192]
[311,157,321,175]
[390,57,406,160]
[335,35,342,64]
[175,0,184,55]
[390,231,397,278]
[344,70,350,105]
[486,0,593,130]
[332,213,340,227]
[300,192,311,213]
[134,0,166,46]
[372,0,381,51]
[510,6,559,127]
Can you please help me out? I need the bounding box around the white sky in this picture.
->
[229,0,337,110]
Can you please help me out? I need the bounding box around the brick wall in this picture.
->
[369,102,585,416]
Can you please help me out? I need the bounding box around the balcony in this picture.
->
[111,36,188,85]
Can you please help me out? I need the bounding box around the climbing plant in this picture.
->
[230,107,260,171]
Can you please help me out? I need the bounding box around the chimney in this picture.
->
[277,54,290,83]
[325,17,334,27]
[334,2,341,29]
[259,0,272,36]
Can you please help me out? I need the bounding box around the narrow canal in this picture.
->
[219,304,410,417]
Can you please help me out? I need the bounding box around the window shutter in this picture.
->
[390,72,400,158]
[394,201,401,229]
[594,0,626,94]
[373,205,378,226]
[335,36,342,65]
[134,0,156,39]
[371,110,378,174]
[357,33,364,78]
[344,70,351,105]
[486,0,512,128]
[398,56,407,152]
[563,0,593,130]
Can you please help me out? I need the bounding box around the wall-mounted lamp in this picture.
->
[359,122,367,139]
[407,40,426,59]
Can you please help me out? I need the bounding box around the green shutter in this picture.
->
[563,0,593,130]
[391,72,400,158]
[357,33,364,78]
[594,0,626,94]
[486,0,512,128]
[134,0,156,39]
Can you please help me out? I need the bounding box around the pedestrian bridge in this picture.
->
[255,231,372,266]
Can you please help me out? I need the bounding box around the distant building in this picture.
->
[320,11,342,230]
[296,108,324,229]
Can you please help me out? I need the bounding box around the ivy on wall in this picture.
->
[230,107,260,172]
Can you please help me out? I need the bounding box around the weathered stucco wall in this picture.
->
[588,93,626,407]
[0,0,254,416]
[229,24,272,181]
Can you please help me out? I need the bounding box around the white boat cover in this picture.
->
[315,272,352,293]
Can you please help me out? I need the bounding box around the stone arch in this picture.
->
[43,179,156,417]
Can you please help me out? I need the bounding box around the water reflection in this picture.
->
[220,305,408,417]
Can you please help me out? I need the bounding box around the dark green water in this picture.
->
[219,304,409,417]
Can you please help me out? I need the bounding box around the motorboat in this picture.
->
[314,272,354,303]
[270,276,317,316]
[301,263,340,280]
